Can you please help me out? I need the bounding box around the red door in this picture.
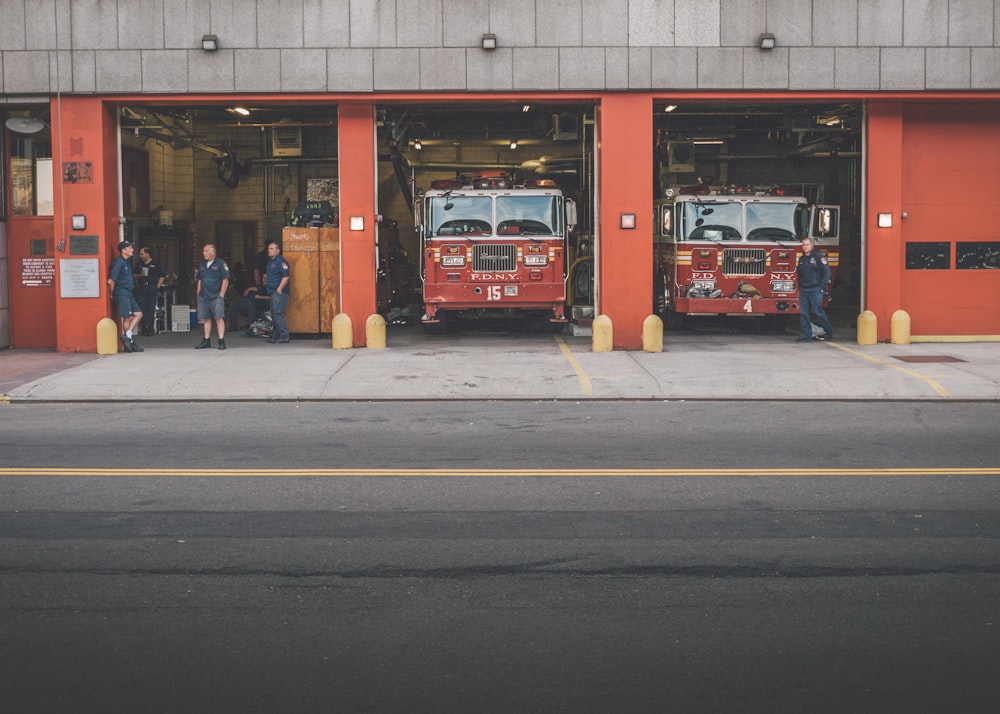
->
[8,217,56,347]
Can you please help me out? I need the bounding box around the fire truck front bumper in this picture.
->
[423,282,567,321]
[673,297,800,316]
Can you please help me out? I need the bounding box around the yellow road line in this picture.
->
[826,341,951,397]
[554,334,592,395]
[1,467,998,477]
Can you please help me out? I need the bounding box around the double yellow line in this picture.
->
[2,467,998,477]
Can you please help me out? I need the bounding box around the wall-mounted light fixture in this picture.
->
[71,215,87,230]
[413,139,422,151]
[509,140,518,150]
[877,213,893,228]
[758,32,776,50]
[201,34,219,51]
[620,213,637,230]
[481,33,497,50]
[350,216,365,231]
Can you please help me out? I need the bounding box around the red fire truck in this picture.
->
[653,184,840,328]
[418,172,577,332]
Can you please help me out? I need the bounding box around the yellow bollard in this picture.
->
[856,310,877,346]
[331,313,353,349]
[366,313,387,349]
[592,314,613,352]
[96,317,119,355]
[642,314,663,353]
[890,309,911,345]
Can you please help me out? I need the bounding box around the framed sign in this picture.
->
[59,258,101,298]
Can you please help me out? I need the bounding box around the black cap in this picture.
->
[118,241,133,252]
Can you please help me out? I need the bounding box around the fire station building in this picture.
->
[2,1,1000,352]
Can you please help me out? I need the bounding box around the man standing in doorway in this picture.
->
[796,236,835,342]
[133,246,164,336]
[264,239,291,344]
[107,241,144,353]
[195,243,230,350]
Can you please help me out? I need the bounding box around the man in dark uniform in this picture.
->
[107,241,144,353]
[796,236,835,342]
[194,243,230,350]
[264,239,291,344]
[133,246,164,336]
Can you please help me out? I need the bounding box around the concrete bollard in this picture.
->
[331,313,353,350]
[856,310,877,345]
[642,314,663,352]
[890,309,911,345]
[366,313,387,349]
[592,314,613,352]
[96,317,119,355]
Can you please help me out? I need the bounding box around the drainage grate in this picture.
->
[892,355,965,363]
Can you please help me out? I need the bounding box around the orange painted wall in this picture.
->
[337,102,377,347]
[865,102,904,341]
[52,96,120,352]
[597,94,653,350]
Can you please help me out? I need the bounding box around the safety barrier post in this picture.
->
[332,313,353,349]
[642,315,663,353]
[366,313,386,349]
[856,310,877,345]
[592,314,613,352]
[890,309,911,345]
[96,317,118,355]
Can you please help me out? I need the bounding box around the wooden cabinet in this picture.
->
[282,227,340,333]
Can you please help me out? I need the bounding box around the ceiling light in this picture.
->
[758,32,775,50]
[201,34,219,51]
[663,105,678,113]
[232,106,250,116]
[413,140,422,150]
[4,116,46,134]
[522,105,531,112]
[509,140,518,150]
[481,33,497,50]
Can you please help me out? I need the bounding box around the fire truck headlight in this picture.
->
[441,255,466,267]
[523,255,549,266]
[770,280,794,293]
[691,279,717,291]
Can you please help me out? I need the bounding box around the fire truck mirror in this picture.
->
[565,199,577,232]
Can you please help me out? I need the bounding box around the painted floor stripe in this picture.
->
[827,341,951,397]
[554,334,593,395]
[1,468,998,477]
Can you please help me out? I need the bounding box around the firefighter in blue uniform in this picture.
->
[107,241,144,353]
[264,239,291,344]
[796,236,835,342]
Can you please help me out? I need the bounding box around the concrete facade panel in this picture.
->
[744,48,789,89]
[605,47,629,89]
[27,0,70,51]
[536,0,582,47]
[70,0,119,50]
[234,50,282,92]
[859,0,903,46]
[303,0,351,49]
[948,0,994,47]
[582,0,628,47]
[327,49,375,91]
[650,47,698,89]
[628,47,652,88]
[834,47,879,90]
[72,51,97,93]
[559,47,605,89]
[0,0,25,50]
[258,0,305,49]
[720,0,766,47]
[926,48,971,88]
[188,51,235,92]
[971,48,1000,88]
[442,0,490,48]
[118,0,164,50]
[880,47,925,89]
[698,48,744,88]
[3,51,49,94]
[373,48,420,90]
[95,51,143,92]
[789,47,834,90]
[163,0,212,50]
[490,0,537,48]
[812,0,857,47]
[208,0,259,49]
[766,0,812,47]
[466,48,513,90]
[903,0,948,47]
[142,50,189,92]
[419,48,467,90]
[279,49,328,92]
[398,0,443,48]
[512,48,559,89]
[676,0,721,47]
[629,0,675,47]
[350,0,397,48]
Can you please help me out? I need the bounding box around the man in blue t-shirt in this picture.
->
[264,239,291,344]
[194,243,230,350]
[107,241,144,353]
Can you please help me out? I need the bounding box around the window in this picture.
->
[905,242,950,270]
[956,241,1000,270]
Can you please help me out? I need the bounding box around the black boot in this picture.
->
[195,337,212,349]
[120,334,134,353]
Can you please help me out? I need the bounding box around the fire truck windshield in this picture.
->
[495,195,559,236]
[745,202,801,241]
[683,202,742,241]
[429,195,493,237]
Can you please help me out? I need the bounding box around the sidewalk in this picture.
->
[2,322,998,402]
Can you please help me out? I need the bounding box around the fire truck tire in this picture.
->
[663,309,684,331]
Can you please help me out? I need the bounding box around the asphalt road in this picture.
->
[1,401,999,713]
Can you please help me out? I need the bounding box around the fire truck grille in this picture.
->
[473,244,518,272]
[722,248,767,277]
